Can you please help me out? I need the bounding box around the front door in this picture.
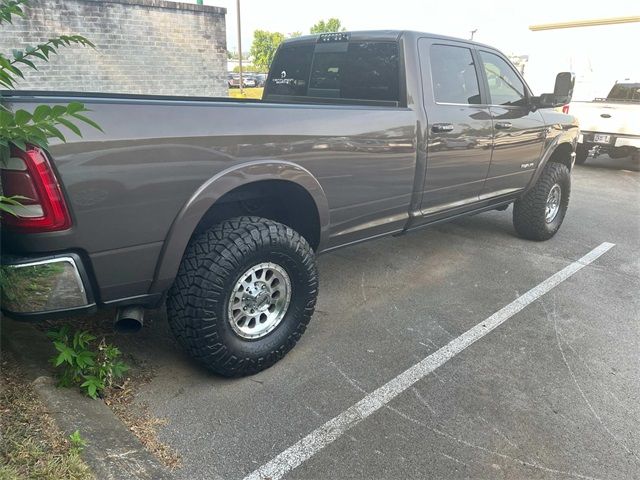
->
[478,50,546,196]
[418,39,493,215]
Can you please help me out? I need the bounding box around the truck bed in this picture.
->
[2,90,418,302]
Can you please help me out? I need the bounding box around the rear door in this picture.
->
[417,38,493,215]
[478,50,546,196]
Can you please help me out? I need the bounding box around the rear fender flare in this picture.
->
[150,160,330,293]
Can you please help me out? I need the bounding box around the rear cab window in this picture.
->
[606,83,640,102]
[264,35,402,106]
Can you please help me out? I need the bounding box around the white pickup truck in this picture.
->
[570,81,640,164]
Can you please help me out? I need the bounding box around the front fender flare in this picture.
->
[150,160,330,294]
[524,129,577,193]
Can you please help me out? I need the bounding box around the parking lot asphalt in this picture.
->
[118,155,640,480]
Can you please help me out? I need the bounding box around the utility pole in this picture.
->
[237,0,244,95]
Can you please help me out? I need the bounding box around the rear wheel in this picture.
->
[575,144,589,165]
[167,216,318,377]
[513,162,570,241]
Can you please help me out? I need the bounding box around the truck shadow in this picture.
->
[579,154,639,172]
[113,209,519,384]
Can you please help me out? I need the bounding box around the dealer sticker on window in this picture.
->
[594,134,611,144]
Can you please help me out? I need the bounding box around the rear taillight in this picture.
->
[1,146,72,232]
[562,104,570,114]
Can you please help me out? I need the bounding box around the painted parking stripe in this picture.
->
[244,242,615,480]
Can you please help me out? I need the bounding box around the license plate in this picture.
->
[593,134,611,144]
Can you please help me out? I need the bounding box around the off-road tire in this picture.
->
[575,145,589,165]
[513,162,570,241]
[166,216,318,377]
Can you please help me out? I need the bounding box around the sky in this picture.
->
[206,0,639,99]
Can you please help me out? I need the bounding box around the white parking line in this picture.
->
[244,242,615,480]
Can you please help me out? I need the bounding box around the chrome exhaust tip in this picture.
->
[114,306,144,333]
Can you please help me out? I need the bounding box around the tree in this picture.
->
[249,30,285,72]
[310,18,346,34]
[0,0,100,215]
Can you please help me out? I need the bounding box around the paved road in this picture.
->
[120,155,640,480]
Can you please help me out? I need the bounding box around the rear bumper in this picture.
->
[579,132,640,149]
[1,253,96,319]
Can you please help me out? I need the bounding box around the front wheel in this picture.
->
[167,217,318,377]
[513,163,571,241]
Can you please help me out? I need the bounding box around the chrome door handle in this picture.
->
[495,121,512,130]
[432,123,454,133]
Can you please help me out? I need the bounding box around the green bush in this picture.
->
[47,327,129,399]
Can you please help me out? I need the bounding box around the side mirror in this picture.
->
[553,72,575,104]
[534,72,575,109]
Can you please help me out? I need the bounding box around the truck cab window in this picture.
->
[342,42,399,102]
[479,51,526,106]
[309,52,343,94]
[266,41,400,104]
[266,44,314,97]
[607,83,640,102]
[430,44,481,105]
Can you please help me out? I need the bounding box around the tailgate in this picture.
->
[570,101,639,135]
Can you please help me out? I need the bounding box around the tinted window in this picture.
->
[309,52,343,91]
[342,42,399,101]
[266,44,314,97]
[607,83,640,102]
[430,45,481,105]
[266,41,400,103]
[480,51,526,106]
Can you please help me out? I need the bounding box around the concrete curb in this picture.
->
[2,318,173,480]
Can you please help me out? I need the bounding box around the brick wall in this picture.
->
[0,0,228,97]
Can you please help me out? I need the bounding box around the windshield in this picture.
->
[606,83,640,102]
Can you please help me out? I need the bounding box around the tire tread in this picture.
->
[166,216,318,376]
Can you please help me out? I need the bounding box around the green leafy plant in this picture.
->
[310,18,346,34]
[0,0,101,214]
[68,430,87,453]
[249,30,285,72]
[47,327,129,399]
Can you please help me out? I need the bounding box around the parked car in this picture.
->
[2,31,577,377]
[569,81,640,164]
[242,75,257,88]
[228,73,256,88]
[253,73,268,87]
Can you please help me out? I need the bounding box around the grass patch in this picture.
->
[104,377,181,470]
[0,352,93,480]
[38,313,182,470]
[228,87,263,99]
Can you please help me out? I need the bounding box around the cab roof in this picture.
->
[282,30,496,51]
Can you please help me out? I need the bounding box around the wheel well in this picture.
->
[548,143,574,170]
[193,180,321,250]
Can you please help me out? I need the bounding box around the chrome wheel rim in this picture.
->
[545,184,562,223]
[227,262,291,340]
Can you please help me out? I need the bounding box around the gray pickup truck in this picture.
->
[2,31,578,376]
